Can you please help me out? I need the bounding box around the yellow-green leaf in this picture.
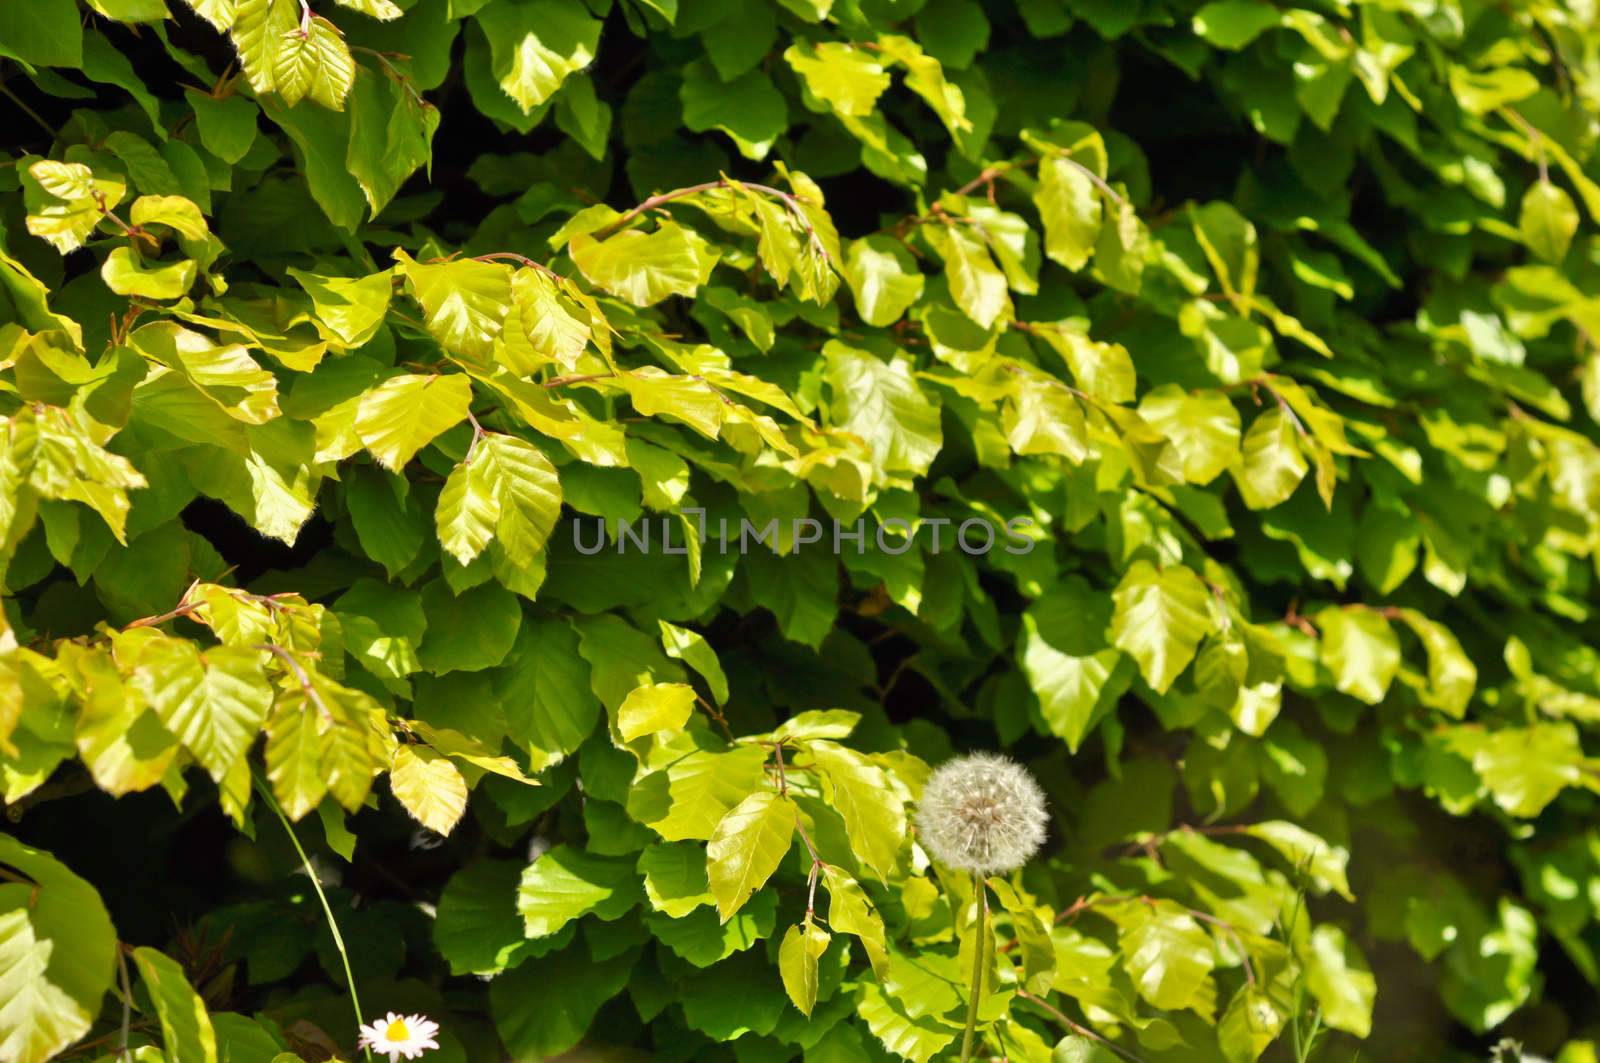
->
[706,790,794,922]
[778,917,830,1016]
[618,681,697,742]
[1110,561,1214,694]
[131,947,218,1063]
[569,221,720,306]
[355,372,473,470]
[390,743,469,835]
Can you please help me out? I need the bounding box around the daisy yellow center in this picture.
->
[385,1019,411,1041]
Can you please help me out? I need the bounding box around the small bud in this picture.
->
[916,752,1048,874]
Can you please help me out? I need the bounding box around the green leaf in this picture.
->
[1035,156,1102,271]
[1193,0,1280,49]
[131,639,272,782]
[1053,1036,1120,1063]
[1190,200,1259,301]
[1450,66,1540,116]
[1314,607,1399,705]
[271,15,355,109]
[1004,368,1087,462]
[390,744,468,835]
[1029,324,1136,404]
[436,453,499,567]
[477,434,562,567]
[658,621,729,706]
[1396,609,1476,718]
[335,0,402,17]
[496,618,602,768]
[434,860,538,976]
[288,267,393,347]
[0,0,82,67]
[187,92,261,166]
[1116,900,1216,1012]
[785,41,892,117]
[618,681,697,742]
[506,268,589,371]
[646,890,776,967]
[1471,723,1589,818]
[778,917,830,1016]
[0,834,116,1063]
[858,982,955,1062]
[1302,924,1375,1037]
[1018,578,1130,751]
[1218,985,1286,1063]
[260,92,366,230]
[491,941,636,1059]
[355,372,473,470]
[416,581,522,674]
[345,466,426,577]
[1233,407,1308,509]
[517,844,640,937]
[810,740,905,880]
[843,235,926,327]
[925,222,1011,330]
[1242,820,1353,900]
[822,865,889,979]
[131,947,218,1063]
[1138,385,1241,485]
[681,62,787,161]
[630,742,761,845]
[638,841,713,918]
[22,161,125,254]
[232,0,300,95]
[346,67,440,217]
[1520,182,1579,264]
[569,221,720,306]
[101,247,197,300]
[394,250,513,361]
[824,341,943,479]
[988,878,1055,994]
[707,790,794,922]
[1110,562,1214,694]
[743,544,839,649]
[476,0,602,113]
[131,322,281,424]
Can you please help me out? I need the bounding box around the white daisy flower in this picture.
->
[357,1011,441,1062]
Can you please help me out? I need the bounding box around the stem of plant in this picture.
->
[116,944,132,1062]
[959,875,989,1063]
[252,773,372,1062]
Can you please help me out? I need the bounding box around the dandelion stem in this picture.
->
[252,773,372,1062]
[959,876,989,1063]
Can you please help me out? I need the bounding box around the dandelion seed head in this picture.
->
[915,752,1047,874]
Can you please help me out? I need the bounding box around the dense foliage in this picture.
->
[3,0,1600,1060]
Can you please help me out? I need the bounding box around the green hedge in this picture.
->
[1,0,1598,1061]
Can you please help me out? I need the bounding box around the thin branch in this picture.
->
[253,643,334,723]
[542,372,615,389]
[1186,909,1257,987]
[1057,155,1128,207]
[472,251,562,280]
[1503,107,1550,184]
[1015,991,1152,1063]
[696,695,735,743]
[116,944,133,1062]
[596,177,819,244]
[0,81,56,139]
